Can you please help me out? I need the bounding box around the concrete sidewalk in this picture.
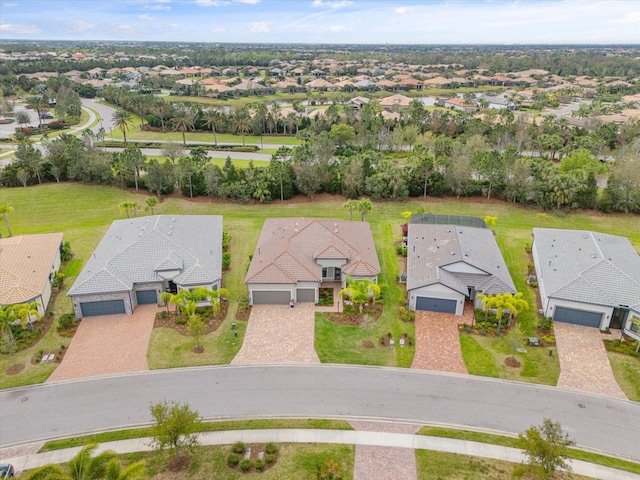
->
[5,429,637,480]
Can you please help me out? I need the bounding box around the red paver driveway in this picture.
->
[232,303,320,364]
[554,322,627,399]
[411,311,468,374]
[46,304,158,382]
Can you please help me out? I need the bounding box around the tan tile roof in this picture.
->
[245,219,380,285]
[0,233,63,305]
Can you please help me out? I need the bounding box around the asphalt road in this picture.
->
[104,147,272,161]
[1,365,638,461]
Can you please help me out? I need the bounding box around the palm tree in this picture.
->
[342,199,359,221]
[171,107,195,146]
[112,110,133,145]
[192,287,230,320]
[118,201,138,219]
[104,458,146,480]
[233,107,252,146]
[145,196,158,214]
[203,108,220,145]
[0,204,14,237]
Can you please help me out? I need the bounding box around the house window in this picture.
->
[322,267,328,279]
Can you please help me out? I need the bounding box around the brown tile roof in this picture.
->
[0,233,63,305]
[245,219,380,285]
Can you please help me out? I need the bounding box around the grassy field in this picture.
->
[2,183,640,387]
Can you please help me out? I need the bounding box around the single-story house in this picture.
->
[68,215,223,318]
[406,223,515,315]
[532,228,640,333]
[245,218,381,305]
[0,233,64,315]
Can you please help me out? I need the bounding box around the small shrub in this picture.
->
[265,453,276,464]
[538,316,553,332]
[232,441,246,454]
[57,313,75,332]
[60,241,72,261]
[529,281,538,288]
[174,317,187,325]
[223,252,231,270]
[399,306,415,322]
[227,452,240,467]
[541,335,556,344]
[265,442,278,454]
[524,243,532,253]
[239,459,252,472]
[254,459,265,471]
[222,231,230,250]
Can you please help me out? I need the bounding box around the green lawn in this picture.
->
[607,352,640,401]
[2,184,640,387]
[118,443,354,480]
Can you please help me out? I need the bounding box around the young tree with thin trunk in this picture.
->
[517,418,575,480]
[0,204,14,237]
[149,401,202,466]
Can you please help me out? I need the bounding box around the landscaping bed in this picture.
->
[154,302,229,335]
[324,302,383,326]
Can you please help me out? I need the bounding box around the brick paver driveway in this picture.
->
[411,311,468,374]
[46,305,158,383]
[554,322,627,400]
[351,420,418,480]
[232,303,320,364]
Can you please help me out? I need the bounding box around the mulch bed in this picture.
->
[324,303,383,326]
[154,301,229,335]
[167,454,191,472]
[228,443,279,473]
[6,363,25,375]
[505,357,522,368]
[362,341,374,349]
[235,306,251,322]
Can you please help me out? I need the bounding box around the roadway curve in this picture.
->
[1,365,638,461]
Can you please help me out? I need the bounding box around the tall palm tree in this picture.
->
[104,458,146,480]
[203,108,220,146]
[0,204,14,237]
[112,110,133,145]
[171,107,195,146]
[233,107,252,146]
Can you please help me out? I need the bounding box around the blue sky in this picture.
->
[1,0,639,44]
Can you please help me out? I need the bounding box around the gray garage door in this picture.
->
[252,291,290,305]
[136,290,158,305]
[80,300,126,317]
[416,296,457,314]
[296,288,316,303]
[554,306,602,328]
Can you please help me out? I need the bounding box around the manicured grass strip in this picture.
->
[417,426,640,475]
[459,334,499,377]
[416,449,518,480]
[62,258,83,277]
[39,418,353,452]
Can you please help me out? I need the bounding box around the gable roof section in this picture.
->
[245,218,380,285]
[533,228,640,309]
[68,215,222,297]
[0,233,63,306]
[407,224,515,295]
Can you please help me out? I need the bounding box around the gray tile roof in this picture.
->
[407,224,516,295]
[533,228,640,309]
[245,218,380,285]
[68,215,223,296]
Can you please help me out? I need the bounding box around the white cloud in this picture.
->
[394,6,415,14]
[234,0,260,3]
[312,0,352,9]
[138,14,154,20]
[194,0,227,6]
[1,2,18,7]
[211,25,226,32]
[0,22,41,35]
[146,4,171,10]
[70,20,95,32]
[248,21,269,33]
